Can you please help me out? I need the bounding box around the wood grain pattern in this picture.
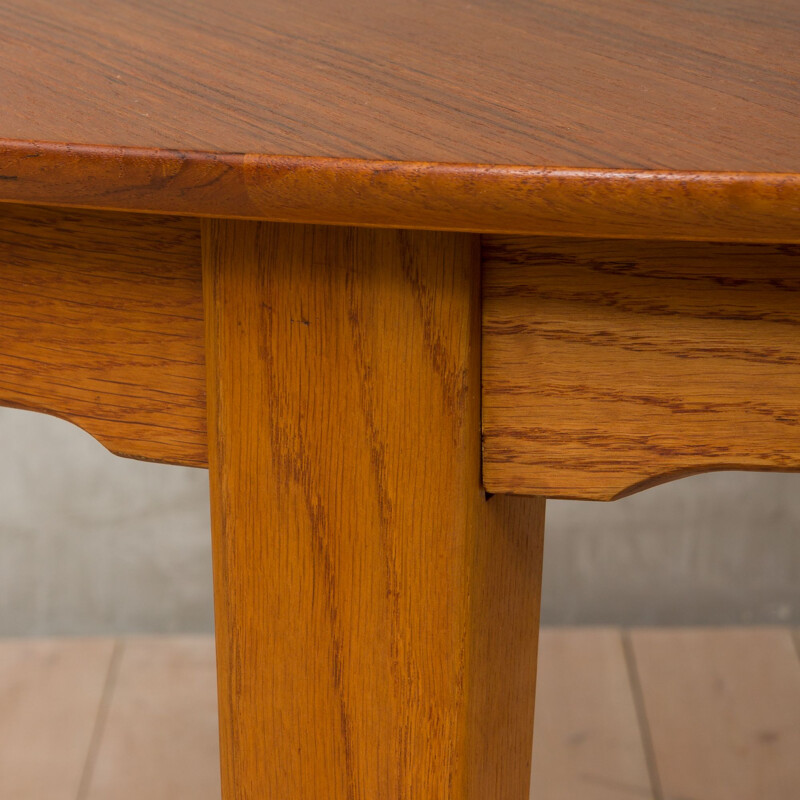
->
[0,638,115,800]
[84,638,221,800]
[0,0,798,241]
[0,203,206,466]
[204,220,545,800]
[631,628,800,800]
[3,146,798,245]
[530,629,654,800]
[1,0,797,169]
[482,236,800,500]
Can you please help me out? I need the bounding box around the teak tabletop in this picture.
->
[1,0,799,242]
[0,1,798,798]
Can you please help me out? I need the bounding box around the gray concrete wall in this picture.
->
[0,406,797,635]
[542,472,800,625]
[0,408,213,636]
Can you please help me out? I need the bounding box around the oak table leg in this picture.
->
[202,220,545,800]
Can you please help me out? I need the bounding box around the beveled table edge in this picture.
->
[1,139,799,243]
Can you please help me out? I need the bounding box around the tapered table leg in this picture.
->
[203,220,545,800]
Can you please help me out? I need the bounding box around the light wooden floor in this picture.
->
[1,629,798,800]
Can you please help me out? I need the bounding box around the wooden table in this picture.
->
[0,1,797,797]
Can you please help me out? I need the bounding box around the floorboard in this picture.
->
[530,628,654,800]
[631,628,800,800]
[0,638,115,800]
[1,629,798,799]
[82,637,220,800]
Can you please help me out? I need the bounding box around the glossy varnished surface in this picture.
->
[0,0,798,239]
[2,0,798,170]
